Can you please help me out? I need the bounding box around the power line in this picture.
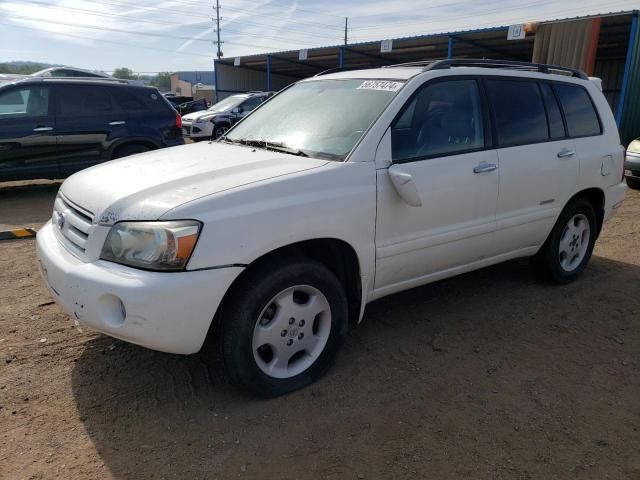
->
[0,21,214,59]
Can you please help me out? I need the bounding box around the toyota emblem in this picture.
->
[55,211,65,229]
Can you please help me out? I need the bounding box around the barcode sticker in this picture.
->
[357,80,403,92]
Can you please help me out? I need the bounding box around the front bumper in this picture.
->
[182,121,213,139]
[36,222,242,354]
[625,151,640,179]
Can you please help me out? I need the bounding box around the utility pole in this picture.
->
[215,0,222,58]
[344,17,348,45]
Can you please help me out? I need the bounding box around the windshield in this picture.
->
[209,95,247,112]
[225,79,404,160]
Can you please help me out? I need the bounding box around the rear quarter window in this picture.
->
[114,87,171,113]
[553,83,601,137]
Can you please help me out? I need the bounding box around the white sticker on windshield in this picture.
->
[357,80,403,92]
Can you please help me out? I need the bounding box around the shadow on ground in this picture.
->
[71,256,640,479]
[0,181,61,229]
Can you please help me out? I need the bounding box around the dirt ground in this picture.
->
[1,182,639,480]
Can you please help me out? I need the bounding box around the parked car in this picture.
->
[31,67,112,78]
[0,77,183,181]
[36,59,626,397]
[164,94,193,108]
[181,92,271,140]
[624,138,640,189]
[177,98,209,116]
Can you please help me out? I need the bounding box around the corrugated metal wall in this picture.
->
[594,59,625,114]
[619,14,640,145]
[215,62,297,100]
[532,19,599,72]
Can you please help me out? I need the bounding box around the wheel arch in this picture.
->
[569,187,605,236]
[206,238,363,347]
[108,139,160,160]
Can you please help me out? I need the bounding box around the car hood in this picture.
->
[60,142,328,225]
[182,110,224,121]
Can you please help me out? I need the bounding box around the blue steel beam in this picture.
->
[266,55,272,91]
[448,35,454,59]
[616,11,639,126]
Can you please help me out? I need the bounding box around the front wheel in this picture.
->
[211,124,230,140]
[532,198,597,284]
[626,175,640,190]
[219,258,348,397]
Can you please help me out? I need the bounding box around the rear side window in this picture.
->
[553,83,601,137]
[540,83,565,139]
[391,79,484,161]
[57,86,114,115]
[486,79,548,147]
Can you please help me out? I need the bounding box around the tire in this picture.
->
[626,176,640,190]
[219,257,348,397]
[532,198,597,284]
[111,143,151,160]
[211,124,230,140]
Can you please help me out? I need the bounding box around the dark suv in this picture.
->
[0,77,183,181]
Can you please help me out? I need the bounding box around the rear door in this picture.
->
[54,84,128,176]
[0,84,57,180]
[486,77,578,254]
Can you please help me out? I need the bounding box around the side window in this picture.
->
[540,83,566,139]
[486,79,548,147]
[57,86,114,115]
[391,79,484,161]
[0,86,49,118]
[241,97,263,112]
[553,83,601,137]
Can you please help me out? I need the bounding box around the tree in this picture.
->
[112,67,136,80]
[150,72,172,91]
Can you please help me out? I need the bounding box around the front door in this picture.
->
[0,84,57,181]
[374,78,499,295]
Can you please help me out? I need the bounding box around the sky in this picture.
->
[0,0,638,74]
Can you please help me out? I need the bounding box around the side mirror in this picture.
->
[232,107,243,114]
[388,164,423,207]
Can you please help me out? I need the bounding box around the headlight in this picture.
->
[100,221,201,271]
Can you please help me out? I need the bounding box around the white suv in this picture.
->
[36,59,626,397]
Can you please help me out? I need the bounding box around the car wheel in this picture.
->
[111,143,150,159]
[626,175,640,190]
[212,124,229,140]
[532,198,597,284]
[219,257,348,397]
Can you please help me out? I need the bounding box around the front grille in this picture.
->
[53,194,94,255]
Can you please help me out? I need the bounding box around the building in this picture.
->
[214,10,640,144]
[169,71,216,102]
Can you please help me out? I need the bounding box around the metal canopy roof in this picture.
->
[216,12,634,79]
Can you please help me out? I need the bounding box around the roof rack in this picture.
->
[33,76,131,84]
[385,58,589,79]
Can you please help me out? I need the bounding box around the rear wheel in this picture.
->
[626,175,640,190]
[219,258,348,397]
[532,198,597,284]
[111,143,151,159]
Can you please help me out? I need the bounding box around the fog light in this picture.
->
[97,294,126,327]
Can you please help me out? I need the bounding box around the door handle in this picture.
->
[473,162,497,174]
[33,126,53,132]
[557,148,576,158]
[109,121,126,126]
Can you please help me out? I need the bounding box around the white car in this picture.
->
[181,93,269,140]
[37,59,626,397]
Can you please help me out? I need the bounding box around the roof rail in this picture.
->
[35,76,131,84]
[385,58,589,80]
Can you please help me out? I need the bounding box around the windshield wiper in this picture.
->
[226,138,310,157]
